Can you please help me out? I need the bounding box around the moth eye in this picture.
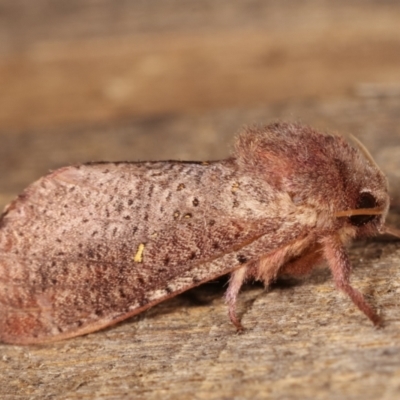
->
[349,192,377,227]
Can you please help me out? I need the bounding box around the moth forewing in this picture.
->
[0,156,315,344]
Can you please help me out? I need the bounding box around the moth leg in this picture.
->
[321,235,381,326]
[279,245,323,277]
[256,248,288,286]
[226,249,290,328]
[225,266,247,331]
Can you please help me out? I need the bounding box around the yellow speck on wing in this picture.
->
[231,182,240,192]
[134,243,145,263]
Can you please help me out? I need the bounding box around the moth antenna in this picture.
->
[335,208,384,218]
[348,134,381,170]
[382,225,400,238]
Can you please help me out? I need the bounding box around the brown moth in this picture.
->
[0,123,399,345]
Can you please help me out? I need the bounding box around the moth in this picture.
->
[0,123,398,344]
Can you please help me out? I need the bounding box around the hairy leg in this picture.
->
[225,267,247,330]
[321,235,381,326]
[225,247,289,330]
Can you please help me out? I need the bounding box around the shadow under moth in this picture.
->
[0,122,399,344]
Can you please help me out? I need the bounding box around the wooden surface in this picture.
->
[1,1,400,399]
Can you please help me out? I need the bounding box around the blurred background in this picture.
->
[1,0,400,208]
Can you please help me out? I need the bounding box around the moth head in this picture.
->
[335,190,389,238]
[334,135,390,238]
